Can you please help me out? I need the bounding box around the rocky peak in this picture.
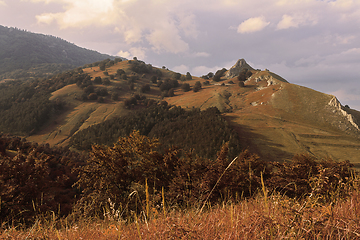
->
[225,59,254,79]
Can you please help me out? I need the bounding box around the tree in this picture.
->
[150,75,157,84]
[173,72,181,80]
[102,78,111,85]
[99,63,106,71]
[84,85,95,94]
[88,93,98,100]
[140,84,151,93]
[94,76,102,84]
[193,81,202,92]
[181,83,191,92]
[186,72,192,80]
[238,68,252,82]
[111,92,119,101]
[213,68,227,82]
[74,131,178,217]
[116,69,125,77]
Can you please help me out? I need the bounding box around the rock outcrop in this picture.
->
[225,59,254,79]
[328,96,359,131]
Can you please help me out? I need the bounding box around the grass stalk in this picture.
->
[133,212,142,240]
[261,172,268,215]
[145,179,149,219]
[199,156,238,213]
[162,187,166,218]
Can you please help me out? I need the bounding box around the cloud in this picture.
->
[277,15,298,29]
[172,64,189,74]
[117,50,131,59]
[30,0,198,54]
[117,47,147,60]
[35,0,116,28]
[276,14,318,30]
[147,29,189,54]
[193,52,211,57]
[191,65,221,77]
[237,16,270,33]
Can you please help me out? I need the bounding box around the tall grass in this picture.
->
[2,190,360,239]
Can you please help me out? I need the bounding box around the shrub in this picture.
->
[150,75,157,84]
[74,131,178,217]
[193,81,202,92]
[140,84,151,93]
[94,76,102,84]
[186,72,192,80]
[88,92,98,100]
[111,92,119,101]
[102,78,111,85]
[181,83,191,92]
[173,72,181,80]
[213,68,227,82]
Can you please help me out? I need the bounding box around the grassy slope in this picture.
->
[28,63,360,164]
[27,61,173,146]
[166,71,360,164]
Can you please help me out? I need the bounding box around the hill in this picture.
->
[0,25,117,80]
[0,57,359,165]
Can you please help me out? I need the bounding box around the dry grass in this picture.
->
[2,191,360,239]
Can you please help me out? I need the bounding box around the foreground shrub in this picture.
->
[268,154,356,200]
[0,137,82,225]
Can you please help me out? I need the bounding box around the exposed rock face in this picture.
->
[225,59,254,79]
[328,96,359,131]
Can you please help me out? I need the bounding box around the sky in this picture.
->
[0,0,360,110]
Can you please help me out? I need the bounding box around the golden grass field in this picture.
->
[2,183,360,239]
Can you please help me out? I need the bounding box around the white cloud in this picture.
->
[330,0,354,9]
[237,16,270,33]
[117,50,131,59]
[29,0,199,54]
[172,64,189,74]
[193,52,211,57]
[277,15,298,29]
[191,65,221,77]
[129,47,147,60]
[277,14,318,30]
[147,29,189,54]
[117,47,147,60]
[177,12,198,38]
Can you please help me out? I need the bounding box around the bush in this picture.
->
[150,75,157,84]
[181,83,191,92]
[213,68,227,82]
[102,78,111,85]
[111,92,119,101]
[186,72,192,80]
[193,81,202,92]
[88,93,98,100]
[140,84,151,93]
[94,76,102,84]
[173,72,182,80]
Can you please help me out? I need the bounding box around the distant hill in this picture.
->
[0,25,119,80]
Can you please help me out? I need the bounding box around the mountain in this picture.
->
[0,25,117,80]
[1,57,359,166]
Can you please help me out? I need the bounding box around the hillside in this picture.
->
[166,66,360,164]
[0,57,356,165]
[0,25,116,80]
